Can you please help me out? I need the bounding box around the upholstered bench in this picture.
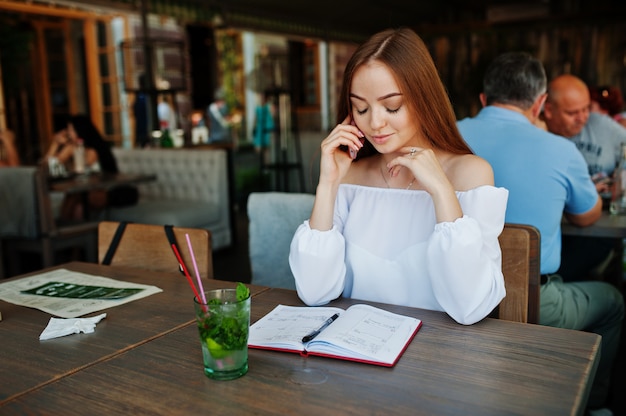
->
[108,148,231,250]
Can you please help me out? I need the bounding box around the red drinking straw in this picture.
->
[170,243,203,305]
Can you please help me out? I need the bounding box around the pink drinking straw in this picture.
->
[186,233,206,304]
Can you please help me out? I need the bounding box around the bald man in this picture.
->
[544,74,626,181]
[544,75,626,284]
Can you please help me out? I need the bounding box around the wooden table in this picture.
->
[48,172,156,221]
[562,211,626,238]
[0,262,268,405]
[0,262,600,415]
[561,212,626,287]
[49,172,157,195]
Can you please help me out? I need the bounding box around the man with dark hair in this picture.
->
[457,51,624,415]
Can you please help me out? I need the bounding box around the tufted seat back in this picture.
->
[113,148,226,203]
[109,148,231,250]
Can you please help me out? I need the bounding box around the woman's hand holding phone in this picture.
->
[337,118,364,160]
[318,117,364,184]
[311,117,365,231]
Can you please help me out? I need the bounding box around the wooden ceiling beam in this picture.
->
[0,0,118,20]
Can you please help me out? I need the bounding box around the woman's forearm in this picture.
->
[309,182,339,231]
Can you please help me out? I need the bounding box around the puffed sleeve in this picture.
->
[289,221,346,306]
[427,187,508,325]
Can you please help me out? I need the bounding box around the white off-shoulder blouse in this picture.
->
[289,184,509,325]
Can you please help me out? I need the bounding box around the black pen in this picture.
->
[301,313,340,343]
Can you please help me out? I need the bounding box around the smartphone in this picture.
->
[344,119,362,160]
[341,141,362,159]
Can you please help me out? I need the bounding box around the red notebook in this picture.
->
[248,304,422,367]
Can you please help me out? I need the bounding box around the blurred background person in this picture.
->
[157,94,180,147]
[252,92,275,166]
[45,114,135,221]
[0,128,20,167]
[542,75,626,283]
[157,94,177,132]
[543,75,626,189]
[190,110,209,145]
[133,89,150,148]
[207,87,233,143]
[45,114,116,175]
[132,74,151,148]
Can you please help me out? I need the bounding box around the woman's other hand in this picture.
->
[53,129,70,146]
[385,146,450,194]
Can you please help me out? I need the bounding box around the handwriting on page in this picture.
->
[331,308,407,356]
[250,307,343,344]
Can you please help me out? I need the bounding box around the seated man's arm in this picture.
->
[564,196,602,227]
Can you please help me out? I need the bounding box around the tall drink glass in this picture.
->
[193,288,250,380]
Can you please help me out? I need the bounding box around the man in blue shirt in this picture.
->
[457,52,624,414]
[207,88,232,143]
[542,74,626,281]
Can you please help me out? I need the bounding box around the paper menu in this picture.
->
[0,269,162,318]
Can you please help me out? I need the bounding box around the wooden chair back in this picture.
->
[497,223,541,324]
[98,221,213,279]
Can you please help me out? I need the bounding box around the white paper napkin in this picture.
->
[39,313,107,341]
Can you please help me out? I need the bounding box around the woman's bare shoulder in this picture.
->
[446,153,494,191]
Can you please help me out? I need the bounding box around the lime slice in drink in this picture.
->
[206,337,229,359]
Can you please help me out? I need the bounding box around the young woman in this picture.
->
[45,114,118,175]
[289,28,508,325]
[46,115,133,220]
